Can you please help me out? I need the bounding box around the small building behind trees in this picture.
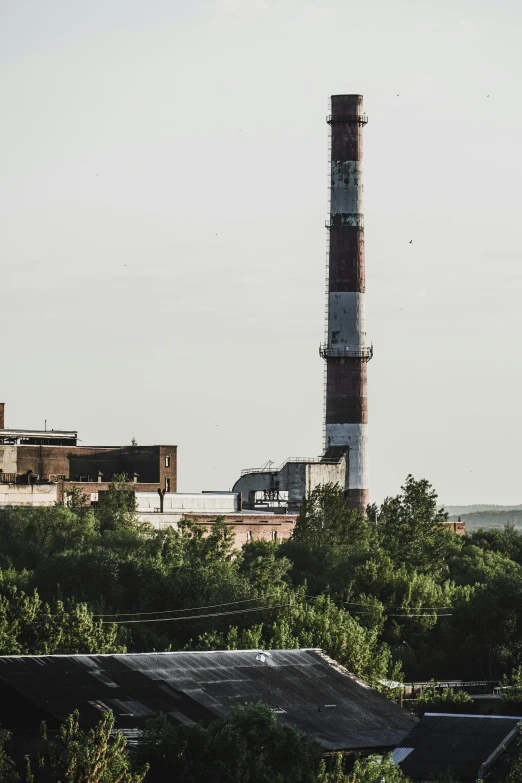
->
[394,713,522,781]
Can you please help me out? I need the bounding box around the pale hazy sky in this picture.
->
[2,0,522,505]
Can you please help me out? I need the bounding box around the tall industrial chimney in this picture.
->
[320,95,372,511]
[0,403,4,430]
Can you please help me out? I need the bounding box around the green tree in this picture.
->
[349,754,410,782]
[317,753,411,783]
[506,726,522,783]
[96,474,140,533]
[137,703,321,783]
[0,728,19,783]
[293,484,372,550]
[0,505,99,571]
[377,476,461,575]
[469,524,522,566]
[281,484,376,596]
[415,685,474,717]
[447,544,522,587]
[0,587,124,655]
[32,710,147,783]
[447,572,522,679]
[192,591,401,685]
[498,666,522,713]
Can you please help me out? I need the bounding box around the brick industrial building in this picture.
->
[0,403,296,546]
[0,403,177,504]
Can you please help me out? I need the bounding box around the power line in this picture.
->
[102,603,293,625]
[386,613,452,618]
[96,596,454,621]
[94,597,264,619]
[354,610,452,618]
[339,600,453,611]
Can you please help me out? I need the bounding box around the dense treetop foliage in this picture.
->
[0,704,413,783]
[0,710,147,783]
[1,473,522,685]
[2,473,522,779]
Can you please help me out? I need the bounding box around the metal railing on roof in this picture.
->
[240,457,342,477]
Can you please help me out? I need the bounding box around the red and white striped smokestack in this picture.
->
[320,95,372,511]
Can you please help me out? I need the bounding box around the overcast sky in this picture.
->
[1,0,521,505]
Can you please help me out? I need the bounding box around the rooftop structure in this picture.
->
[395,713,522,781]
[0,649,416,751]
[0,429,78,446]
[232,452,346,512]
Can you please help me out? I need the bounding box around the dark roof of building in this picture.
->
[396,713,521,782]
[321,446,347,461]
[0,649,416,751]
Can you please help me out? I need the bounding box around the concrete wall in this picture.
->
[280,459,347,503]
[232,471,280,506]
[61,482,176,505]
[137,512,296,548]
[233,456,347,508]
[0,446,17,474]
[0,484,58,506]
[136,492,240,513]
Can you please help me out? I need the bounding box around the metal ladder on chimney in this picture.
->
[322,99,332,452]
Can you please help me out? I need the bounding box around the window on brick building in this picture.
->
[165,478,170,492]
[165,455,170,468]
[246,530,253,542]
[271,530,277,541]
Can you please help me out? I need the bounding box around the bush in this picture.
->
[415,685,474,717]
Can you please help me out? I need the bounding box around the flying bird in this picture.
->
[409,240,412,244]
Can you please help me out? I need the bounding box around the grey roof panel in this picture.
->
[0,649,416,751]
[398,714,521,781]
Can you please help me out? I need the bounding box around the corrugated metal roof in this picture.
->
[0,649,416,751]
[398,714,521,781]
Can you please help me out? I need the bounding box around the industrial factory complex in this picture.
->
[0,96,464,541]
[0,400,296,547]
